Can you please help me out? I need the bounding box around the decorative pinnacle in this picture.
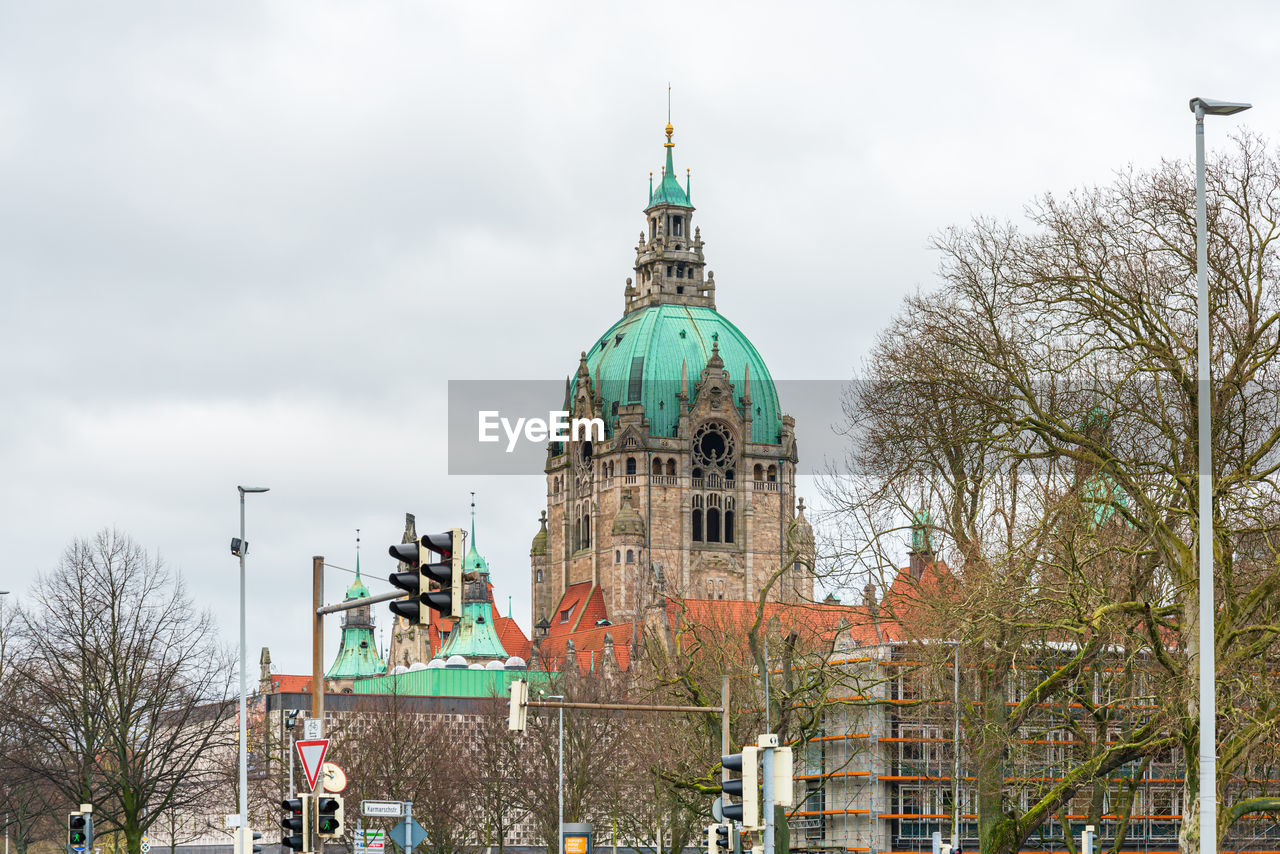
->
[665,122,674,148]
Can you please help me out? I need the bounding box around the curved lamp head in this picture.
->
[1190,97,1252,116]
[238,486,270,494]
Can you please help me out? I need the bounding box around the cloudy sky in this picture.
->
[2,1,1275,678]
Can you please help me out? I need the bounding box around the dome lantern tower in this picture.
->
[629,123,713,314]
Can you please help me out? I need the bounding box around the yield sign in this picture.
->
[296,739,330,791]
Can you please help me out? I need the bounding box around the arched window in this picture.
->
[724,510,735,543]
[692,509,703,542]
[573,519,581,551]
[582,514,590,548]
[536,569,543,582]
[754,464,763,481]
[626,457,637,475]
[651,457,662,475]
[692,467,704,479]
[767,465,777,482]
[626,549,634,563]
[666,458,676,476]
[707,508,721,543]
[615,550,621,564]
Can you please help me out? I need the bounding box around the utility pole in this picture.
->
[312,556,324,726]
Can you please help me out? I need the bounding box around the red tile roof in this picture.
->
[267,674,314,693]
[495,614,532,660]
[539,621,635,673]
[546,581,604,636]
[531,560,955,674]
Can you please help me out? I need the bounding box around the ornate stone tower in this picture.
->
[324,540,387,692]
[530,122,814,627]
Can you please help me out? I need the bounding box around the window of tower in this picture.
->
[676,264,684,279]
[754,464,764,481]
[673,216,683,236]
[650,218,656,240]
[651,457,661,475]
[626,457,636,475]
[626,549,634,563]
[725,510,735,543]
[615,551,621,564]
[707,508,721,543]
[666,458,676,476]
[767,465,777,482]
[582,514,590,548]
[666,265,673,277]
[692,509,703,542]
[537,569,543,582]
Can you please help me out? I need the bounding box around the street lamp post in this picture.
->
[1189,95,1250,854]
[234,486,270,851]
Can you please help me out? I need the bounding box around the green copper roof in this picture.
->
[344,573,370,601]
[1082,471,1129,528]
[647,129,691,209]
[575,304,783,444]
[326,553,383,679]
[464,518,489,575]
[439,599,509,660]
[352,665,549,698]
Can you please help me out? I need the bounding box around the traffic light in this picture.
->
[722,746,760,829]
[508,678,529,732]
[388,528,463,623]
[67,811,92,853]
[233,829,263,854]
[708,822,736,854]
[773,744,794,807]
[281,795,312,853]
[315,795,344,838]
[420,529,463,619]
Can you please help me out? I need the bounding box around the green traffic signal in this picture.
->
[315,795,343,838]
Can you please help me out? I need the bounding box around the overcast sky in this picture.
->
[3,1,1276,678]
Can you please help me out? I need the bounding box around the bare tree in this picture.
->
[469,698,529,854]
[337,690,477,854]
[1,530,235,854]
[827,132,1280,854]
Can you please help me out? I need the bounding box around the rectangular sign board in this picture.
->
[362,801,404,818]
[365,830,386,852]
[304,718,322,740]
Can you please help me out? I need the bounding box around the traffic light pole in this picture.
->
[761,746,775,854]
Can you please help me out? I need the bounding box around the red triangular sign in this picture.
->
[296,739,330,792]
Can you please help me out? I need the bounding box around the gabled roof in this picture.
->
[546,581,605,635]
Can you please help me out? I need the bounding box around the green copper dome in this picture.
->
[575,304,782,444]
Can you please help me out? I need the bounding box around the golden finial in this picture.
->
[664,122,674,148]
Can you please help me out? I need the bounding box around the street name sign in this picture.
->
[362,801,404,818]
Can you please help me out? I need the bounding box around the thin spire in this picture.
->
[355,528,361,577]
[667,82,671,124]
[470,491,477,549]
